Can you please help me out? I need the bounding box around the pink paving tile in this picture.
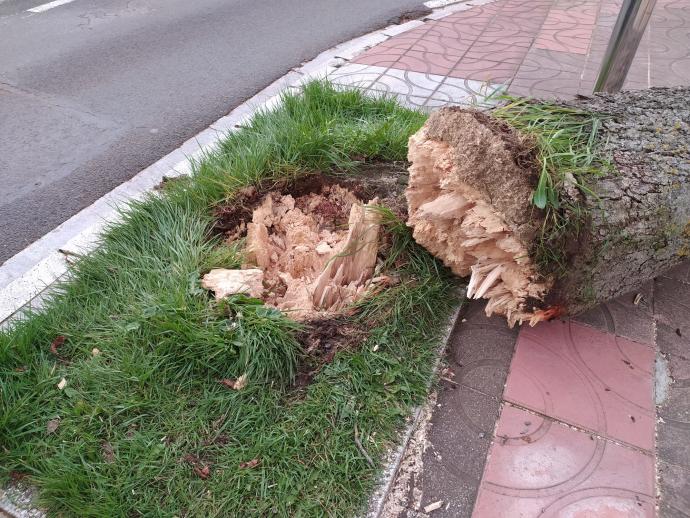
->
[534,30,592,54]
[473,405,655,517]
[504,320,655,451]
[427,20,485,39]
[352,46,406,68]
[401,31,476,57]
[448,57,520,81]
[464,47,529,64]
[392,50,458,76]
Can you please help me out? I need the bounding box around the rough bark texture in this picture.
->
[407,87,690,325]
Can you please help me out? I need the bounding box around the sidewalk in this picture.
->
[323,0,690,516]
[330,0,689,108]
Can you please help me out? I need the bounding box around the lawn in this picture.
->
[0,82,460,517]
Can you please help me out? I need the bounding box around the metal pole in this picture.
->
[594,0,657,93]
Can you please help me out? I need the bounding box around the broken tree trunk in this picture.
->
[406,87,690,326]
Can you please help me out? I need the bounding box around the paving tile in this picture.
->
[476,33,535,48]
[504,320,655,450]
[433,77,505,107]
[654,276,690,348]
[416,385,501,517]
[658,461,690,517]
[449,300,518,397]
[368,68,444,99]
[657,417,690,469]
[395,50,459,76]
[534,31,592,54]
[661,260,690,283]
[509,68,582,97]
[463,47,528,64]
[574,281,654,345]
[518,48,587,73]
[651,56,690,86]
[328,63,385,89]
[428,20,485,39]
[657,322,690,364]
[449,57,520,82]
[404,36,473,57]
[473,405,655,517]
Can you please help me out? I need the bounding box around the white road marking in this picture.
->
[27,0,76,13]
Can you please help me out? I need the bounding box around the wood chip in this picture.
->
[219,373,248,390]
[46,418,60,434]
[239,458,260,469]
[50,335,65,356]
[424,500,444,513]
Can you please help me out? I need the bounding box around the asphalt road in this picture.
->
[0,0,422,264]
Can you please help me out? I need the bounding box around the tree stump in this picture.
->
[406,87,690,326]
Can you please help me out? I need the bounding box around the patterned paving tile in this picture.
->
[367,68,443,99]
[503,320,655,450]
[328,63,385,89]
[508,68,582,98]
[519,48,587,73]
[473,405,655,517]
[433,77,506,107]
[411,300,518,518]
[574,281,655,345]
[658,461,690,517]
[449,57,520,82]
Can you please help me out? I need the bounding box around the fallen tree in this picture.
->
[406,87,690,326]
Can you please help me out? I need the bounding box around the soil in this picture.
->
[210,162,409,371]
[213,162,409,237]
[295,316,370,385]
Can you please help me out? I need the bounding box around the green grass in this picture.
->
[0,82,458,517]
[492,97,611,273]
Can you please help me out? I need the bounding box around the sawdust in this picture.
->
[378,392,437,518]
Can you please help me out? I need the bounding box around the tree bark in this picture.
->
[406,87,690,326]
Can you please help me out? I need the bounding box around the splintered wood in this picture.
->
[406,111,552,327]
[236,185,382,319]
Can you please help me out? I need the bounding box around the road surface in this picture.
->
[0,0,422,263]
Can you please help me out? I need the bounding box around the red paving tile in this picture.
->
[473,405,655,517]
[353,0,690,100]
[503,320,655,451]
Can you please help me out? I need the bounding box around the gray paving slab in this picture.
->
[402,300,518,517]
[654,262,690,515]
[574,280,655,345]
[658,461,690,518]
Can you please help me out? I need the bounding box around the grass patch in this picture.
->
[0,82,458,517]
[492,97,611,273]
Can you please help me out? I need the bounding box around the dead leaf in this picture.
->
[234,373,248,390]
[193,465,211,479]
[424,500,444,513]
[50,336,66,356]
[218,374,248,390]
[182,453,198,464]
[57,377,67,390]
[102,442,115,463]
[239,458,260,469]
[46,418,60,434]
